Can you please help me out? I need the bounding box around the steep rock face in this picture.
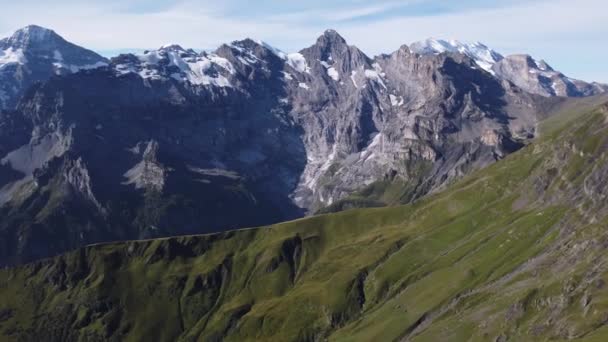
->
[0,28,603,265]
[492,54,605,97]
[282,30,385,208]
[0,25,108,110]
[292,38,539,211]
[0,63,305,265]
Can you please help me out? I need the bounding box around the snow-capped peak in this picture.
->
[113,46,235,87]
[248,40,311,74]
[11,25,55,41]
[410,38,504,74]
[3,25,61,49]
[0,25,107,73]
[158,44,187,52]
[0,25,110,110]
[255,40,288,59]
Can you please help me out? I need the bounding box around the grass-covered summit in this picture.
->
[1,96,608,341]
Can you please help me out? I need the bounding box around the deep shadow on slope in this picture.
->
[0,66,306,266]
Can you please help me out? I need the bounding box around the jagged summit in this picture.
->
[158,44,187,52]
[492,54,595,97]
[1,25,64,50]
[220,38,291,63]
[319,29,347,43]
[229,38,261,49]
[9,25,57,41]
[0,24,108,110]
[300,28,369,70]
[406,37,607,97]
[312,29,349,52]
[409,38,504,73]
[504,54,555,72]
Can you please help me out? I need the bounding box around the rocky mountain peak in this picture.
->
[301,29,370,73]
[503,54,536,67]
[390,44,412,60]
[535,59,554,72]
[410,38,503,74]
[494,54,558,77]
[306,29,352,58]
[157,44,187,53]
[317,29,347,46]
[214,38,286,68]
[0,25,108,110]
[491,54,598,97]
[230,38,263,51]
[398,44,410,52]
[3,25,62,49]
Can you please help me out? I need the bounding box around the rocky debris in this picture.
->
[63,157,103,211]
[123,140,167,192]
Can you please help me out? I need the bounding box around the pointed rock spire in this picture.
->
[316,29,347,46]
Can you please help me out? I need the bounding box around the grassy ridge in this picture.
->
[1,100,608,341]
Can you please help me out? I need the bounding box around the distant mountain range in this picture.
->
[409,38,607,97]
[0,25,606,266]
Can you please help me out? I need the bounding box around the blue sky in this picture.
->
[1,0,607,82]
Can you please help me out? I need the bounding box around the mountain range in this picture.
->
[0,25,606,267]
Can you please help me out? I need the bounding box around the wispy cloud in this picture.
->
[314,1,419,22]
[328,3,402,21]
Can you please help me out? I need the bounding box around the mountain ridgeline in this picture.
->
[0,26,606,266]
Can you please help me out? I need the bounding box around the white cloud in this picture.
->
[271,1,419,23]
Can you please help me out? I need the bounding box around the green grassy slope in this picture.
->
[1,99,608,341]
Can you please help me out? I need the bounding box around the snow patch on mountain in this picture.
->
[327,67,340,81]
[53,61,108,74]
[282,71,294,81]
[0,47,27,68]
[350,71,359,88]
[286,53,311,73]
[256,40,288,60]
[389,94,404,107]
[364,69,386,89]
[228,41,262,65]
[53,50,63,61]
[115,48,235,87]
[410,38,503,74]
